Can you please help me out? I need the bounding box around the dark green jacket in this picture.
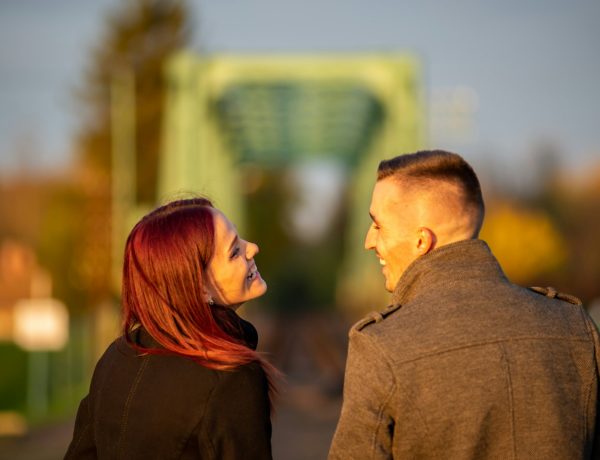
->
[65,315,272,460]
[330,239,600,459]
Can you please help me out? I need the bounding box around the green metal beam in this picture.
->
[159,52,425,311]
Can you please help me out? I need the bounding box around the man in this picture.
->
[329,150,600,459]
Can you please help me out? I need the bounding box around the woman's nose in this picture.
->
[246,241,259,258]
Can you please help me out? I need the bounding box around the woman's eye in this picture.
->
[231,247,240,258]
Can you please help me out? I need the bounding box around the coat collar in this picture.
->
[119,308,260,356]
[391,239,507,307]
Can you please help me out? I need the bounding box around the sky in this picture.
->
[0,0,599,180]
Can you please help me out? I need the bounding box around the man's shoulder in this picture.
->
[351,303,403,334]
[527,285,583,306]
[348,284,589,359]
[348,303,415,355]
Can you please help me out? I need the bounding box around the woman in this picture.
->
[65,198,277,459]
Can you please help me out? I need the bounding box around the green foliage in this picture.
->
[0,344,27,412]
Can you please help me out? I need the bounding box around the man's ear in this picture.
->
[416,227,435,255]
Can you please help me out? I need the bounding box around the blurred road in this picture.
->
[0,393,341,460]
[272,385,342,460]
[0,419,74,460]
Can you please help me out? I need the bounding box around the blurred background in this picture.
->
[0,0,599,458]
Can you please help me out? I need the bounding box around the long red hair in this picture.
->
[122,198,278,396]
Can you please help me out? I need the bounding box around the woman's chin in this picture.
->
[252,278,268,298]
[224,280,268,309]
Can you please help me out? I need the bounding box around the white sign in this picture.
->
[12,298,69,351]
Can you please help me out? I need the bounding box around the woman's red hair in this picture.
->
[122,198,278,398]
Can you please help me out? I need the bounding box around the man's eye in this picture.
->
[372,223,380,230]
[231,247,240,258]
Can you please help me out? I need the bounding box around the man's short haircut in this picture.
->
[377,149,485,224]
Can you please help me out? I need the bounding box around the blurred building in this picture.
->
[0,240,52,341]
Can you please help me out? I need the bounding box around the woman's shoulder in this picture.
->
[94,329,267,397]
[217,360,266,382]
[93,332,215,386]
[210,361,269,404]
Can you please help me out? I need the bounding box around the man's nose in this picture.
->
[364,227,375,250]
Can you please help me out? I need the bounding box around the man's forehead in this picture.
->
[372,177,428,222]
[369,181,393,222]
[375,175,448,202]
[373,177,407,205]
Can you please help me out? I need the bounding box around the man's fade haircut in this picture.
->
[377,149,485,232]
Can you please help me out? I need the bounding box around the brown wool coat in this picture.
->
[329,239,600,460]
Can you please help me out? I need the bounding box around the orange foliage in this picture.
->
[480,201,566,284]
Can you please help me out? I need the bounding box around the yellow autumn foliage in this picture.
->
[480,202,566,284]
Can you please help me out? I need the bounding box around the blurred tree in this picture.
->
[537,166,600,304]
[480,201,567,285]
[0,174,93,311]
[516,142,600,304]
[36,182,90,311]
[0,175,48,245]
[73,0,192,302]
[76,0,191,203]
[481,142,600,305]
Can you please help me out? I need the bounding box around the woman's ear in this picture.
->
[202,284,215,305]
[416,227,435,255]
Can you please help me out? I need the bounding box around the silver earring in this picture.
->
[208,298,215,306]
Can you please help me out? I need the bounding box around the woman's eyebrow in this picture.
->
[228,235,239,253]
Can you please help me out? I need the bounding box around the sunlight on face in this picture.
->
[364,178,421,292]
[205,210,267,309]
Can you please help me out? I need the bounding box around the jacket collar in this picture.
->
[391,239,507,307]
[211,305,259,350]
[119,308,260,355]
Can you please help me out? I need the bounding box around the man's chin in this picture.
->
[384,278,394,292]
[384,272,402,292]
